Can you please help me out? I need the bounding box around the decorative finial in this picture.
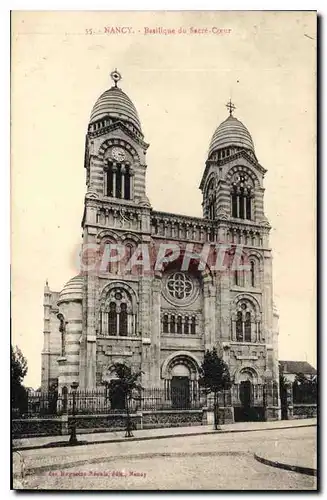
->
[110,68,122,88]
[46,279,49,286]
[226,98,236,116]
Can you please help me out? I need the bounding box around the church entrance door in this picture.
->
[171,376,190,409]
[234,380,265,422]
[237,380,252,421]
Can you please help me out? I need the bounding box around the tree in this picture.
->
[199,347,231,430]
[11,345,28,416]
[293,372,317,404]
[110,363,143,437]
[279,366,289,419]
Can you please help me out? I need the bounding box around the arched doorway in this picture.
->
[234,367,265,422]
[171,364,190,409]
[161,352,201,409]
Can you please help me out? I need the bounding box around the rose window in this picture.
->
[167,272,193,300]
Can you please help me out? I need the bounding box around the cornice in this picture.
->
[88,120,149,150]
[151,210,271,232]
[199,149,266,190]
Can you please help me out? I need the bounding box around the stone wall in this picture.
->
[292,404,317,419]
[13,410,205,438]
[142,410,203,428]
[12,418,62,439]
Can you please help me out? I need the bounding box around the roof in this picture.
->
[90,85,142,132]
[209,115,255,156]
[58,275,84,304]
[279,361,317,376]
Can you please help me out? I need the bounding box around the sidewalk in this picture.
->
[254,425,317,476]
[13,418,316,451]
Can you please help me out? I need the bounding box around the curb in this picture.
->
[13,422,316,452]
[254,453,317,477]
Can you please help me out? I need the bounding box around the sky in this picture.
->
[11,11,316,388]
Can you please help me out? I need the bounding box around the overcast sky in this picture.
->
[11,11,316,388]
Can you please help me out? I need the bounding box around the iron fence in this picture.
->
[14,387,211,418]
[14,383,280,419]
[293,385,317,404]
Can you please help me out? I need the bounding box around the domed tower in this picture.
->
[200,100,268,226]
[200,100,280,420]
[56,275,84,391]
[83,69,150,209]
[80,70,151,390]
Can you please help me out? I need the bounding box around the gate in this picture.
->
[171,376,190,409]
[233,383,266,422]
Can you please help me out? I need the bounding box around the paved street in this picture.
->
[13,426,316,490]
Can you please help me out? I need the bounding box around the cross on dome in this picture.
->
[226,98,236,116]
[110,68,122,87]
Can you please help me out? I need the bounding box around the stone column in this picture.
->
[130,169,134,200]
[84,232,98,389]
[203,278,215,350]
[140,275,157,387]
[148,277,161,387]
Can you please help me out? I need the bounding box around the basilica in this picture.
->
[41,70,281,420]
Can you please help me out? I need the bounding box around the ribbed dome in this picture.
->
[90,86,142,132]
[209,115,255,156]
[58,275,84,304]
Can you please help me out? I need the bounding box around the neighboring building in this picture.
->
[279,360,317,384]
[41,70,281,420]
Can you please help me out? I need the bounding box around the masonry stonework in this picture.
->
[41,72,281,421]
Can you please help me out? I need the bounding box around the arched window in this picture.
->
[239,187,245,219]
[177,316,183,334]
[106,167,113,197]
[191,317,196,335]
[124,166,131,200]
[236,311,243,341]
[244,312,251,342]
[108,302,117,335]
[246,195,252,220]
[205,178,216,220]
[125,243,134,273]
[230,174,253,220]
[99,287,135,337]
[119,303,128,336]
[184,316,189,334]
[233,301,258,343]
[126,243,133,261]
[170,316,176,334]
[232,187,238,217]
[234,256,245,287]
[102,240,118,275]
[106,156,132,200]
[116,165,122,198]
[250,261,255,287]
[163,314,169,333]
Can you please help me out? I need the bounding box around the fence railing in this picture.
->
[13,382,291,419]
[13,387,209,418]
[293,386,317,405]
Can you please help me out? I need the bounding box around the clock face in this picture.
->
[111,147,126,162]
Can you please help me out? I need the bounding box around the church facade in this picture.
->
[41,70,281,420]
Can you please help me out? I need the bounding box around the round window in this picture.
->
[163,272,198,306]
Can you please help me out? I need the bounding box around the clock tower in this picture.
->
[78,70,152,389]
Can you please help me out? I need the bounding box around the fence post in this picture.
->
[136,411,143,430]
[61,413,69,435]
[286,383,294,420]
